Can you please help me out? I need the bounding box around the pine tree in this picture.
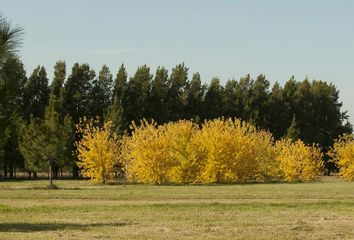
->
[50,61,66,98]
[147,66,169,123]
[113,64,127,102]
[203,78,224,120]
[63,63,95,122]
[266,82,289,139]
[19,94,74,185]
[249,74,270,129]
[90,65,113,119]
[236,74,254,120]
[184,72,206,121]
[286,115,300,142]
[105,95,126,136]
[166,63,189,121]
[123,65,152,124]
[24,66,50,120]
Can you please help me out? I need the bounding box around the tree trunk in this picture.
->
[72,165,79,179]
[9,163,13,178]
[49,164,53,186]
[4,163,7,178]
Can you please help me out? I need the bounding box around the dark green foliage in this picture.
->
[24,66,50,120]
[166,63,189,121]
[123,65,152,124]
[265,82,289,139]
[203,78,224,120]
[19,95,74,184]
[105,95,126,136]
[147,66,169,124]
[222,76,257,122]
[62,63,95,122]
[113,64,127,102]
[249,74,270,129]
[90,65,113,119]
[0,16,25,176]
[184,72,206,122]
[50,61,66,98]
[285,115,300,141]
[0,16,23,65]
[223,79,239,118]
[18,117,45,172]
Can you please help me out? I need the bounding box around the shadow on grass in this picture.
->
[0,222,129,232]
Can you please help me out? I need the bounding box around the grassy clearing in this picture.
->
[0,177,354,239]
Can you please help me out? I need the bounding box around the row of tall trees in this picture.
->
[0,16,352,179]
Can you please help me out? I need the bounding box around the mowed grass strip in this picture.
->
[0,177,354,239]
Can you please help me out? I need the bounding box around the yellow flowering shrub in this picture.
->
[253,131,281,182]
[120,118,324,184]
[329,134,354,180]
[122,120,201,184]
[76,119,121,183]
[194,119,259,183]
[275,139,323,181]
[164,121,203,183]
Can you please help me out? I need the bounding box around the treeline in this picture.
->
[0,16,352,179]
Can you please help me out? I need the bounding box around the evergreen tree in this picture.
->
[184,72,206,122]
[203,78,224,120]
[50,60,66,98]
[0,15,25,171]
[223,79,240,118]
[90,64,113,119]
[282,76,298,128]
[63,63,95,122]
[19,95,73,185]
[105,95,126,135]
[166,63,189,121]
[249,74,270,128]
[285,115,300,141]
[236,74,254,120]
[147,66,169,123]
[113,64,127,102]
[19,117,45,174]
[0,47,26,177]
[123,65,152,124]
[24,66,50,120]
[266,82,289,139]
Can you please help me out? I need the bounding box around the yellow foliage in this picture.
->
[253,131,281,182]
[195,119,257,183]
[330,134,354,180]
[76,119,121,183]
[120,118,324,184]
[164,120,202,183]
[275,139,323,181]
[122,120,200,184]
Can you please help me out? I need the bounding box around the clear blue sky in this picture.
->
[2,0,354,123]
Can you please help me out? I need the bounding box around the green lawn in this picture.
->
[0,177,354,239]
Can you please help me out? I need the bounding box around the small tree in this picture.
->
[19,95,73,186]
[285,115,300,142]
[76,120,121,183]
[105,95,127,136]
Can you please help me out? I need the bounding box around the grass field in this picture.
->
[0,177,354,239]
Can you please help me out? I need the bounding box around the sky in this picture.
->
[2,0,354,123]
